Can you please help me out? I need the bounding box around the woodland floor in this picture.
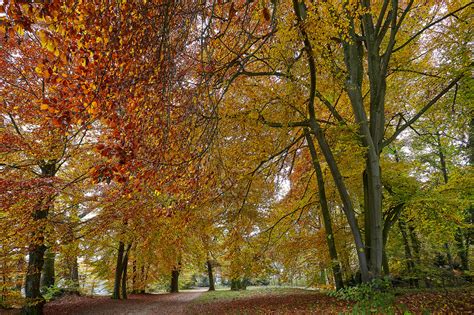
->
[43,288,206,315]
[187,286,474,314]
[2,286,473,314]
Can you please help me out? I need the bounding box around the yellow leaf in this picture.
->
[14,24,24,36]
[40,104,49,110]
[46,39,55,52]
[38,30,48,46]
[248,111,259,120]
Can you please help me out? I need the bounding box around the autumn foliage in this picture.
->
[0,0,473,314]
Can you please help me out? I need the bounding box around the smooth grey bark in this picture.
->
[304,128,344,290]
[343,36,384,278]
[309,109,370,282]
[292,0,370,282]
[363,171,371,263]
[341,0,466,279]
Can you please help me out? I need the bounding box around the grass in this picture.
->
[194,286,312,303]
[187,286,352,314]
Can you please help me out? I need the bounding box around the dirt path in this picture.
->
[43,288,207,315]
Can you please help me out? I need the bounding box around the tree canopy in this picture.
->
[0,0,472,314]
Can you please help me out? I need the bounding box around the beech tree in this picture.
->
[0,1,472,313]
[203,0,472,282]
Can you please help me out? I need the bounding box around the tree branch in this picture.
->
[383,74,463,147]
[393,2,473,53]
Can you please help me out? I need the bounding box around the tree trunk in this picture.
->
[22,162,56,315]
[132,260,137,293]
[381,203,405,275]
[399,219,415,272]
[207,260,215,291]
[436,133,457,270]
[345,77,384,279]
[40,250,55,291]
[112,242,125,299]
[16,257,25,291]
[365,159,383,278]
[382,251,390,275]
[304,129,344,290]
[139,265,146,294]
[310,120,370,282]
[342,33,385,280]
[170,268,180,293]
[292,0,369,282]
[23,240,47,315]
[381,222,392,276]
[342,5,395,280]
[455,228,469,270]
[67,255,79,293]
[363,171,371,264]
[121,245,131,299]
[436,132,449,184]
[408,225,420,264]
[399,219,419,285]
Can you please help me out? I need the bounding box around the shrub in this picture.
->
[42,285,65,302]
[329,277,395,313]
